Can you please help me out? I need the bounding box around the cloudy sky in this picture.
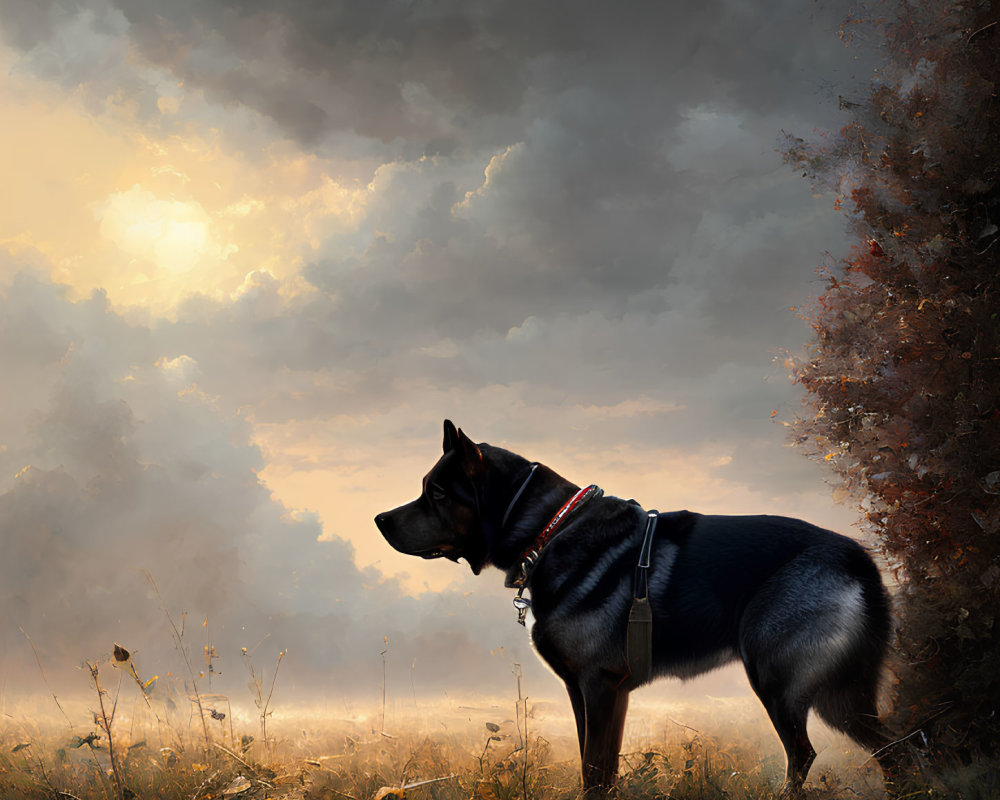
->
[0,0,880,708]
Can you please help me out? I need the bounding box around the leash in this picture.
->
[510,483,603,625]
[626,510,658,687]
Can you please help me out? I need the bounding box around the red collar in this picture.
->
[510,484,602,587]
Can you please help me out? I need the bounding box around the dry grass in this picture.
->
[0,619,957,800]
[0,668,905,800]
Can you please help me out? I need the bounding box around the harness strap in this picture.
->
[626,510,659,687]
[501,463,539,530]
[634,509,658,599]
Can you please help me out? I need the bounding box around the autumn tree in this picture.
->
[784,0,1000,778]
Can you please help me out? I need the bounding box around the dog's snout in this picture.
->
[374,512,388,531]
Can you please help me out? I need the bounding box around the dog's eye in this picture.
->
[429,484,447,502]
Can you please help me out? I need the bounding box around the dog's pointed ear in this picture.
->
[456,427,486,480]
[443,419,459,452]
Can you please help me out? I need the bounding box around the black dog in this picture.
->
[375,421,900,792]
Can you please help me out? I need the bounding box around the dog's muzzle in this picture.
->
[374,512,458,561]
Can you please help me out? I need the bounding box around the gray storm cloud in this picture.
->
[0,0,874,155]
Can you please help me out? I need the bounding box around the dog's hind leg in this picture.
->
[738,560,855,791]
[578,675,630,790]
[740,639,817,790]
[743,666,816,793]
[739,549,898,792]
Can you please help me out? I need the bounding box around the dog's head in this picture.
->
[374,420,490,574]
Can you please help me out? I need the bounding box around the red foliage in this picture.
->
[784,0,1000,769]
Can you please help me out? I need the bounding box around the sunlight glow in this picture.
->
[97,185,234,274]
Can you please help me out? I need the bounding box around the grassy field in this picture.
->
[0,660,897,800]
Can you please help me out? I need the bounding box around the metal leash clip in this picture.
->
[513,589,531,626]
[515,550,539,587]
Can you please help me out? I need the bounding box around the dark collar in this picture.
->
[508,483,603,588]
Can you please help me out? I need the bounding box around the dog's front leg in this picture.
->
[579,677,630,790]
[564,680,586,762]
